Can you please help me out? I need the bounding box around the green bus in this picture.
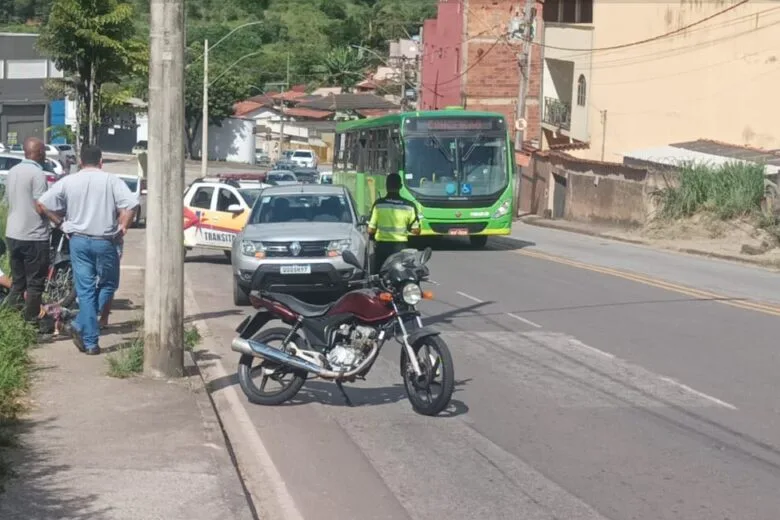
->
[333,108,515,248]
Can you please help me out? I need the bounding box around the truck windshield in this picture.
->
[404,135,507,197]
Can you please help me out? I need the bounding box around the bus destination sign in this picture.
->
[408,117,504,132]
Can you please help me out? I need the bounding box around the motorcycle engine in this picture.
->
[327,324,378,370]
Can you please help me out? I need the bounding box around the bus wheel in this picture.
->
[469,235,488,248]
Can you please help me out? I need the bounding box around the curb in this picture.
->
[519,217,780,271]
[183,278,304,520]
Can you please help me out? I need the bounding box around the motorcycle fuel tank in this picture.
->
[328,289,395,323]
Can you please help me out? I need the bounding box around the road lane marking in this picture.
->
[120,264,145,271]
[448,331,738,410]
[658,376,738,410]
[507,313,542,328]
[516,249,780,318]
[457,291,484,303]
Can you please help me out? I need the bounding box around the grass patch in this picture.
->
[107,325,202,378]
[107,338,145,378]
[655,162,766,221]
[0,305,37,493]
[184,326,202,351]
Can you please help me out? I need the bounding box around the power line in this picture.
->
[535,0,751,53]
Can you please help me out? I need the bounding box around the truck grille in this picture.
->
[263,240,330,258]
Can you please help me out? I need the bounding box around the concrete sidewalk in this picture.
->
[0,234,254,520]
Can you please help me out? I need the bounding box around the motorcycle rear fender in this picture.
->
[235,311,273,339]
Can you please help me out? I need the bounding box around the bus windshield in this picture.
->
[403,135,507,198]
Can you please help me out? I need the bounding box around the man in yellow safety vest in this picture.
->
[367,173,420,273]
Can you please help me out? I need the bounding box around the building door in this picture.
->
[552,173,567,219]
[6,120,44,144]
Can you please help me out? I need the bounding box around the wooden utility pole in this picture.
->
[145,0,185,378]
[201,39,209,176]
[514,0,537,150]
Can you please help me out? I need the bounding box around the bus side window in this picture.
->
[389,132,401,174]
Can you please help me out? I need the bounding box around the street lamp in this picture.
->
[198,20,264,176]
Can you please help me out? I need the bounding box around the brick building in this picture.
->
[420,0,544,149]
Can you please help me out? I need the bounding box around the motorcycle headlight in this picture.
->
[327,239,351,257]
[241,240,265,258]
[402,283,422,305]
[493,200,511,219]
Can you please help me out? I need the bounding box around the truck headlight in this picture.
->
[493,200,511,219]
[241,240,265,258]
[327,239,351,257]
[402,283,422,305]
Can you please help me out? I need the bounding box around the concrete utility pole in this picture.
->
[400,57,407,111]
[514,0,537,150]
[145,0,185,378]
[201,39,209,176]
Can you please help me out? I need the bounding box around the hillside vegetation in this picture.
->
[1,0,435,90]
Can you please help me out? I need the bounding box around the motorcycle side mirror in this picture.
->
[357,215,369,228]
[342,250,363,270]
[421,247,432,265]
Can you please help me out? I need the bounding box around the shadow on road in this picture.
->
[410,236,535,252]
[288,378,470,417]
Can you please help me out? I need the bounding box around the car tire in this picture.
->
[234,277,251,307]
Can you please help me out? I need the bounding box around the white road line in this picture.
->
[121,264,145,271]
[569,339,615,359]
[457,291,484,303]
[506,313,542,328]
[659,376,738,410]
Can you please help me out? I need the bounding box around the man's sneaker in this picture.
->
[85,346,101,356]
[67,324,86,353]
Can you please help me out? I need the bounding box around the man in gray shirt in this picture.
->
[4,137,51,327]
[39,145,138,355]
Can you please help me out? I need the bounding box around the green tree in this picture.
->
[314,46,370,91]
[37,0,147,145]
[184,58,250,159]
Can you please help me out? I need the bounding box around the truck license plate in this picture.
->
[448,228,468,236]
[280,265,311,275]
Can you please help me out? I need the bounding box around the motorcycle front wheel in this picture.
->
[237,327,308,406]
[401,335,455,416]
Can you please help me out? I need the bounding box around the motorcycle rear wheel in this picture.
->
[401,335,455,416]
[238,327,308,406]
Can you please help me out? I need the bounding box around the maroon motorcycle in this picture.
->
[231,247,455,416]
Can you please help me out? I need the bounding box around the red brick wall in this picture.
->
[462,0,544,145]
[419,1,464,110]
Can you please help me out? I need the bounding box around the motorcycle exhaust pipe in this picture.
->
[231,337,379,380]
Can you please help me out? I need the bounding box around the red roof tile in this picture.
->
[233,101,266,117]
[272,91,308,101]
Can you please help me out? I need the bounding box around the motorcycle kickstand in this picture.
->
[335,381,353,407]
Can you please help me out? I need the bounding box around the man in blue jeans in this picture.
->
[38,145,138,355]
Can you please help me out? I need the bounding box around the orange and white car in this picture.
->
[183,174,268,258]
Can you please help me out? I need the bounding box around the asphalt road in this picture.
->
[131,223,780,520]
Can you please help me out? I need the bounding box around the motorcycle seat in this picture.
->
[265,292,334,318]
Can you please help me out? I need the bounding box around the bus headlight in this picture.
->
[241,240,265,258]
[402,283,422,305]
[493,200,511,219]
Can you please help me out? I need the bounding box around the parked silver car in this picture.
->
[230,184,369,306]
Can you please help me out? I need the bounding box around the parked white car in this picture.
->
[115,173,147,227]
[54,144,77,169]
[290,149,317,169]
